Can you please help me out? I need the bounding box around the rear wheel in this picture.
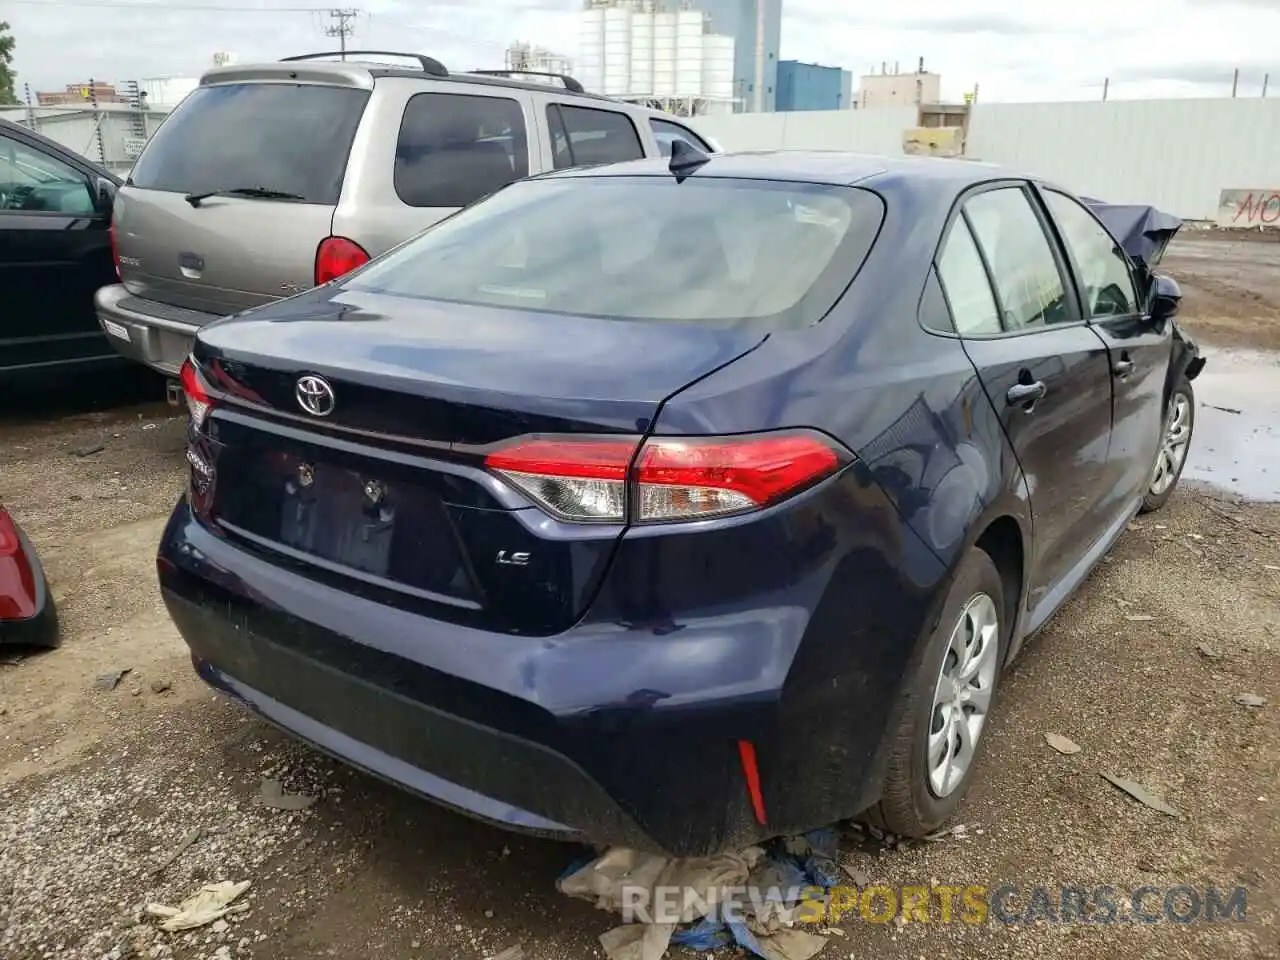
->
[870,547,1007,837]
[1140,375,1195,514]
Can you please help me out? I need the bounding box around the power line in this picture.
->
[323,8,358,59]
[9,0,329,10]
[9,0,516,56]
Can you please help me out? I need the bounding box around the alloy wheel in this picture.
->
[1149,392,1192,498]
[927,593,1000,798]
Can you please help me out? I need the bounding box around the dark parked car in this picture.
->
[157,151,1203,857]
[0,118,123,391]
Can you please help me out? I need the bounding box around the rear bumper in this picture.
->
[158,500,812,855]
[95,284,221,376]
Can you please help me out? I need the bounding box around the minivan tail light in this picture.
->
[109,221,121,279]
[180,357,213,429]
[315,236,370,286]
[484,431,845,524]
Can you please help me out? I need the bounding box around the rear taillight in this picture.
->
[179,357,213,430]
[0,509,20,558]
[109,221,121,279]
[0,509,37,621]
[314,236,370,286]
[484,430,846,524]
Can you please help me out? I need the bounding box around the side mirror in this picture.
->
[93,176,117,215]
[1149,273,1181,322]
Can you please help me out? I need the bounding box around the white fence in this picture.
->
[689,98,1280,221]
[693,106,917,157]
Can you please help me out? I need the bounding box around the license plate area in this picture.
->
[214,443,477,603]
[280,464,396,578]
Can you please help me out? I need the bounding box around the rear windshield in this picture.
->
[345,176,885,327]
[128,83,369,204]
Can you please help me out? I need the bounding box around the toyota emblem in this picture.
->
[295,375,336,417]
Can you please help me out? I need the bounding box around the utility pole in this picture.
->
[325,9,358,59]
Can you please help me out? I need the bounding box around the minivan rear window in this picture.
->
[346,176,885,329]
[128,83,370,204]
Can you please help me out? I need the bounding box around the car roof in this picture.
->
[538,150,1022,190]
[199,58,663,112]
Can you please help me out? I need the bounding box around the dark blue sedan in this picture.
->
[158,151,1202,856]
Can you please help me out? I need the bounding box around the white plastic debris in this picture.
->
[145,880,251,931]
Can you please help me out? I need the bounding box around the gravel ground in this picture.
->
[1,235,1277,960]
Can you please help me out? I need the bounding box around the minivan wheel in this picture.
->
[1140,376,1195,514]
[869,547,1007,838]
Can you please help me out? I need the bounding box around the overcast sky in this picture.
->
[6,0,1279,103]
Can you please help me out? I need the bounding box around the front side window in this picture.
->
[1043,190,1139,318]
[964,187,1073,332]
[936,217,1001,335]
[0,134,94,214]
[548,105,644,169]
[346,176,885,329]
[395,93,529,209]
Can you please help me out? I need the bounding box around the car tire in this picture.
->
[869,547,1007,838]
[1140,375,1195,515]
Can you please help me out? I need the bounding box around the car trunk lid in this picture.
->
[114,190,335,316]
[188,289,766,635]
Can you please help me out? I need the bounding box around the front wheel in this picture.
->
[1140,375,1195,514]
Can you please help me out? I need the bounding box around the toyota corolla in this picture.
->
[157,150,1202,856]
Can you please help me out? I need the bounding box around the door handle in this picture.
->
[1113,358,1135,378]
[1006,380,1047,407]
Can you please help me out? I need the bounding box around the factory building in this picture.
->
[579,0,737,115]
[579,0,778,114]
[776,60,852,111]
[858,59,942,109]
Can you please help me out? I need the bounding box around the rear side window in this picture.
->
[936,218,1001,335]
[128,83,369,204]
[394,93,529,209]
[650,118,712,156]
[548,105,644,169]
[964,187,1073,331]
[346,175,885,329]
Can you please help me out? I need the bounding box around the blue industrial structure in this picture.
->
[777,60,853,111]
[694,0,781,112]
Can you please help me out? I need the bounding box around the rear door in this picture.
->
[334,81,538,260]
[0,128,115,377]
[937,183,1116,609]
[116,80,370,316]
[1038,187,1170,512]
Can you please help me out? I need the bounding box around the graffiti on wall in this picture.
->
[1217,189,1280,227]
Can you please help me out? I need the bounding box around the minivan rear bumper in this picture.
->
[95,284,222,376]
[157,498,810,856]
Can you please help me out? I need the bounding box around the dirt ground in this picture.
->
[1162,232,1280,351]
[1,235,1278,960]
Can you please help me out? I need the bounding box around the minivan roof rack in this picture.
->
[280,51,449,77]
[468,69,585,94]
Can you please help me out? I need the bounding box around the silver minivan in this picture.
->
[95,52,719,377]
